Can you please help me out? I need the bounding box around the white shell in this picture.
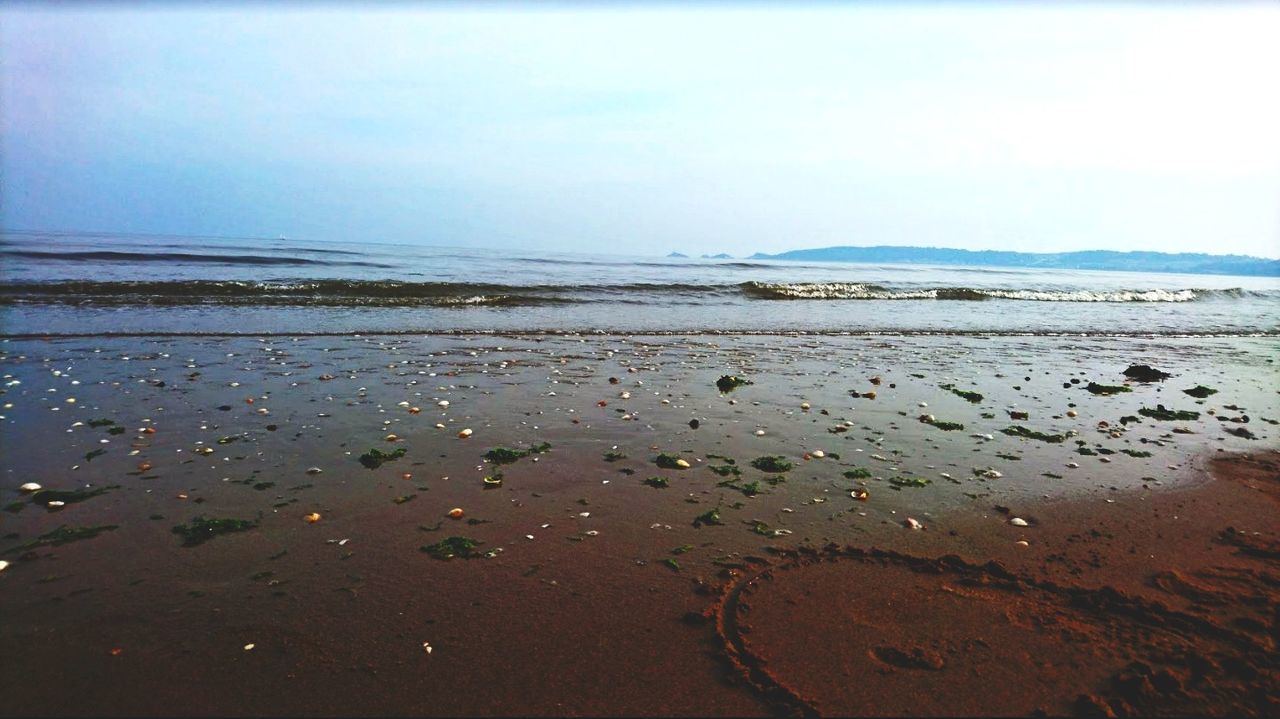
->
[306,467,323,474]
[437,400,449,408]
[811,450,825,458]
[1009,517,1029,527]
[457,428,473,438]
[19,483,42,493]
[903,517,924,530]
[800,402,811,410]
[754,429,766,436]
[0,560,9,573]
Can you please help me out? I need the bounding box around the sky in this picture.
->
[2,3,1279,259]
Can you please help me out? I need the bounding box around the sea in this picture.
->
[2,229,1278,336]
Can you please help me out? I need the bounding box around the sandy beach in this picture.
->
[0,332,1275,716]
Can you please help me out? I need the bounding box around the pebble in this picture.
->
[800,402,811,410]
[457,428,473,438]
[903,517,923,530]
[243,643,255,651]
[448,508,465,518]
[811,450,825,458]
[754,429,766,436]
[1009,517,1029,527]
[19,482,42,493]
[0,560,9,573]
[1066,410,1078,417]
[1014,540,1030,547]
[306,467,323,474]
[47,501,66,509]
[437,400,449,408]
[304,512,321,523]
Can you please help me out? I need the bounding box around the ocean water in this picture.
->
[2,229,1278,336]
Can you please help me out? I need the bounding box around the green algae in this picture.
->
[1000,425,1067,443]
[643,476,670,488]
[422,536,481,560]
[672,544,694,555]
[661,558,681,572]
[843,468,872,480]
[922,418,965,431]
[716,375,752,393]
[359,447,406,469]
[172,516,258,547]
[750,456,793,473]
[1183,385,1218,398]
[1085,382,1132,395]
[484,443,552,465]
[602,451,627,462]
[1121,449,1153,458]
[889,476,931,488]
[31,485,119,505]
[1139,406,1200,421]
[655,453,689,469]
[4,525,119,554]
[693,508,723,528]
[940,384,984,403]
[708,464,741,477]
[84,448,107,462]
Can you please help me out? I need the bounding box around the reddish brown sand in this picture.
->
[708,452,1279,717]
[0,335,1275,717]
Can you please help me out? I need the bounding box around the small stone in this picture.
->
[800,402,811,410]
[754,429,766,436]
[1066,410,1078,418]
[448,507,464,518]
[243,643,255,651]
[385,434,399,442]
[306,467,323,475]
[304,512,321,523]
[811,450,825,458]
[457,428,473,438]
[19,482,42,493]
[437,400,450,408]
[1009,517,1029,527]
[903,517,923,530]
[1014,540,1029,547]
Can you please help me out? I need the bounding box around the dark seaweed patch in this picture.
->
[1183,385,1218,398]
[716,375,752,393]
[655,453,689,469]
[422,536,481,560]
[172,516,257,547]
[843,468,872,480]
[359,447,406,469]
[643,476,670,488]
[1000,425,1067,443]
[1139,405,1200,421]
[1085,382,1132,395]
[940,384,983,403]
[750,456,793,473]
[693,508,723,528]
[4,524,119,554]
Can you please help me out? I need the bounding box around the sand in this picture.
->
[0,333,1275,716]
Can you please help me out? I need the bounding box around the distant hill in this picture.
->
[747,245,1280,277]
[701,253,734,259]
[666,251,688,258]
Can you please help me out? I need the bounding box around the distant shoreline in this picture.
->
[748,245,1280,276]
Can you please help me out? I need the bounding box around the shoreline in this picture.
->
[0,333,1275,716]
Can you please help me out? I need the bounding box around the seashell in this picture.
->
[1066,410,1078,418]
[408,407,421,414]
[674,459,690,469]
[243,643,255,651]
[1014,540,1029,547]
[1009,517,1029,527]
[47,500,66,509]
[304,512,321,523]
[800,402,811,410]
[620,391,631,399]
[19,482,42,493]
[397,401,410,407]
[306,467,323,474]
[448,507,464,518]
[918,402,928,407]
[903,517,923,530]
[437,400,449,408]
[435,423,446,429]
[0,560,9,573]
[457,428,473,438]
[851,488,869,501]
[754,429,766,436]
[385,434,398,442]
[1067,462,1080,468]
[811,450,825,458]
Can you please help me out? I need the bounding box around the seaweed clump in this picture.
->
[999,426,1067,443]
[1183,385,1218,399]
[359,447,407,469]
[940,384,984,403]
[1138,405,1200,422]
[655,453,691,470]
[422,536,481,560]
[715,375,752,393]
[483,443,552,465]
[693,508,724,528]
[643,476,670,488]
[920,416,964,431]
[1085,382,1132,396]
[750,456,793,473]
[172,516,257,547]
[4,524,119,554]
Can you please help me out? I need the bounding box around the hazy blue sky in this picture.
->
[3,3,1278,258]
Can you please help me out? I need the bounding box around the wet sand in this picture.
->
[0,333,1276,716]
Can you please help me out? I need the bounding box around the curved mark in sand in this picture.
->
[706,545,1273,718]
